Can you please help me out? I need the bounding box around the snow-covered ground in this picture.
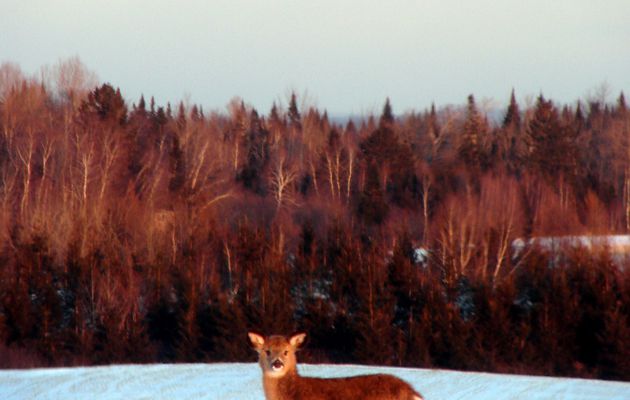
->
[0,363,628,400]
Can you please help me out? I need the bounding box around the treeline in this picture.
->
[0,60,628,380]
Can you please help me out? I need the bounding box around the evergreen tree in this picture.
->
[190,104,201,121]
[380,97,394,127]
[168,133,185,193]
[502,89,521,130]
[137,95,146,115]
[525,95,577,179]
[79,83,127,126]
[361,109,416,207]
[154,106,168,127]
[238,109,269,193]
[616,92,627,117]
[575,101,585,128]
[501,90,523,172]
[176,101,186,130]
[345,119,356,135]
[458,94,487,169]
[427,102,440,141]
[357,161,389,225]
[288,92,301,130]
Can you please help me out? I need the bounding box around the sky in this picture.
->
[2,0,630,115]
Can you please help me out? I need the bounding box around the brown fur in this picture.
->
[248,332,424,400]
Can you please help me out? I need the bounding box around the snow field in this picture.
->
[0,363,628,400]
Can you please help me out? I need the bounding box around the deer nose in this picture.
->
[271,359,284,370]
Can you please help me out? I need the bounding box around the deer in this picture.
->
[248,332,424,400]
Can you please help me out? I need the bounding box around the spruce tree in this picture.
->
[79,83,127,126]
[137,95,146,114]
[427,102,440,141]
[288,92,301,130]
[361,106,416,207]
[500,90,523,172]
[616,92,627,117]
[458,94,486,169]
[190,104,201,121]
[502,89,521,130]
[380,97,394,127]
[177,101,186,130]
[357,161,389,225]
[525,95,577,179]
[238,109,269,194]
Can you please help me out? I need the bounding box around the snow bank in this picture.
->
[0,363,628,400]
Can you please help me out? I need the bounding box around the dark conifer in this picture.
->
[525,95,576,179]
[616,92,627,117]
[177,101,186,130]
[459,94,487,169]
[574,101,585,132]
[154,106,168,127]
[357,161,389,225]
[380,97,394,127]
[427,102,440,141]
[238,109,269,194]
[79,83,127,126]
[138,95,146,113]
[288,92,301,129]
[190,105,200,121]
[502,89,521,130]
[345,119,356,135]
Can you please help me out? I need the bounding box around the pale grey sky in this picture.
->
[2,0,629,114]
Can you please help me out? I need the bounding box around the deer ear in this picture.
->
[248,332,265,350]
[289,332,307,348]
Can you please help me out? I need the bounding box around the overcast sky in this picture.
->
[2,0,629,115]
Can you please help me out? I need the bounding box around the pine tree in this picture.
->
[357,161,389,225]
[288,92,301,130]
[190,104,201,121]
[168,132,185,193]
[137,95,146,114]
[154,106,168,127]
[238,109,269,194]
[177,101,186,130]
[427,102,440,141]
[616,92,627,117]
[525,95,577,179]
[502,89,521,130]
[380,97,394,127]
[459,94,487,169]
[575,101,585,126]
[360,108,416,207]
[501,90,523,172]
[79,83,127,126]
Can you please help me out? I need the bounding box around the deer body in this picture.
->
[249,332,423,400]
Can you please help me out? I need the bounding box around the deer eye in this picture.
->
[284,350,288,356]
[265,350,271,356]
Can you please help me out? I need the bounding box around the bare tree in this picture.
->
[0,62,23,100]
[478,175,523,285]
[434,190,479,286]
[51,56,98,108]
[269,154,299,213]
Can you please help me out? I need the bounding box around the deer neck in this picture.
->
[263,369,299,400]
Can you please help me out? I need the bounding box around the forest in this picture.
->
[0,59,628,380]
